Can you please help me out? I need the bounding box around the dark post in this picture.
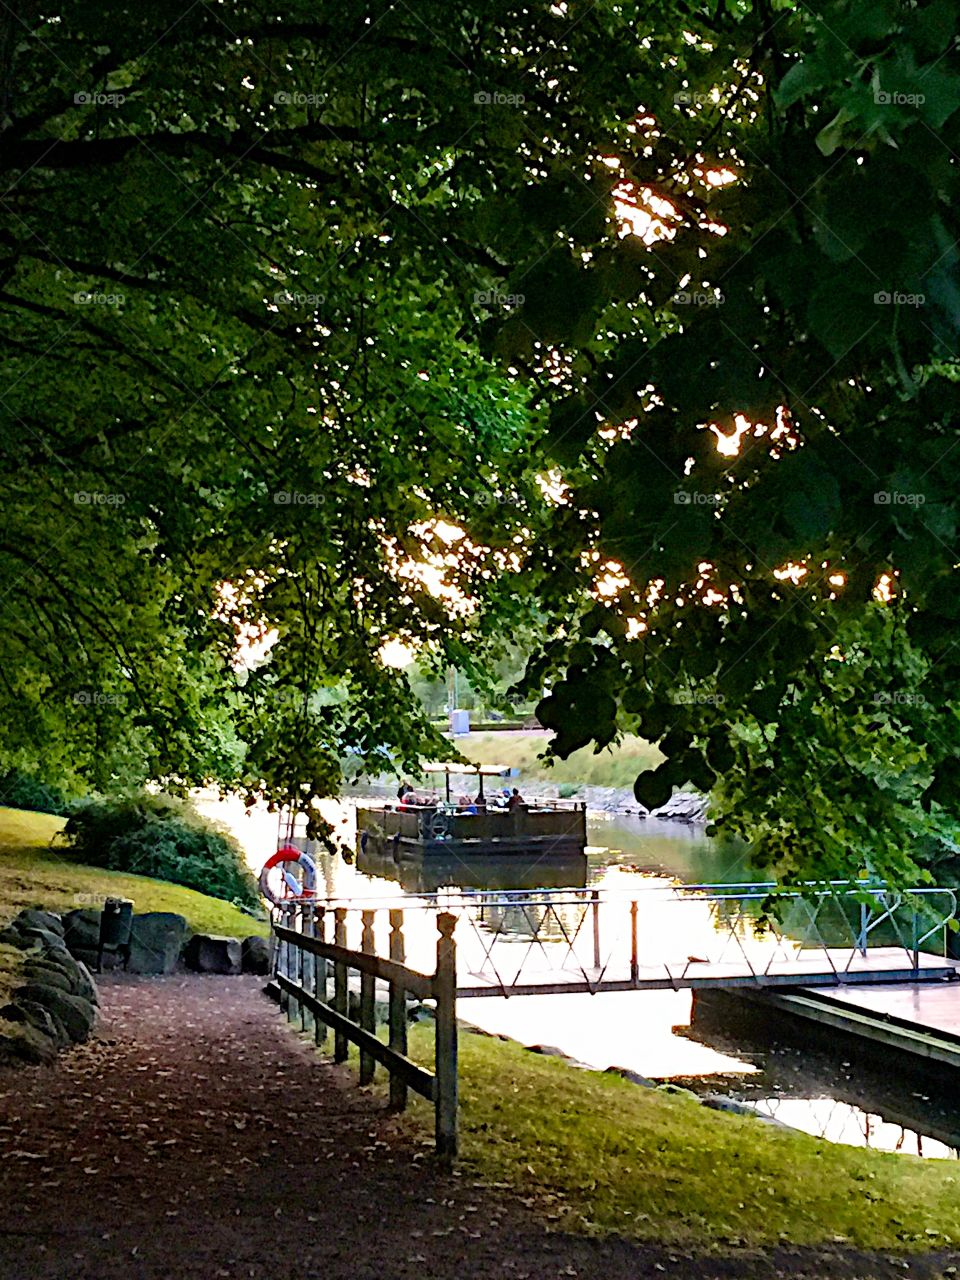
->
[302,903,316,1036]
[360,910,377,1084]
[289,902,303,1026]
[630,900,639,986]
[592,889,601,969]
[334,907,348,1063]
[315,906,327,1047]
[434,912,458,1162]
[280,902,293,1016]
[388,909,408,1111]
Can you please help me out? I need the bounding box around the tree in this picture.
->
[510,0,960,883]
[0,0,655,820]
[3,1,960,882]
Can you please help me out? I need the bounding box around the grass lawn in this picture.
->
[350,1023,960,1252]
[0,807,268,938]
[443,731,663,790]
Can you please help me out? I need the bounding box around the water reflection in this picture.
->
[746,1097,958,1159]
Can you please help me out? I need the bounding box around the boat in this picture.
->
[355,762,589,880]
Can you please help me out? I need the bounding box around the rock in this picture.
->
[0,1022,58,1065]
[1,999,69,1048]
[0,926,24,948]
[17,926,69,953]
[62,908,102,954]
[21,961,76,996]
[73,959,100,1007]
[126,912,188,975]
[651,791,709,824]
[526,1044,569,1059]
[15,984,96,1042]
[605,1065,655,1088]
[241,935,270,976]
[15,909,64,936]
[185,934,242,975]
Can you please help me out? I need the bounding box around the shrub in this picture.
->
[0,770,71,816]
[557,782,582,799]
[61,792,259,910]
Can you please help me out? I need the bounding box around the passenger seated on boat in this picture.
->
[457,793,478,815]
[507,787,523,810]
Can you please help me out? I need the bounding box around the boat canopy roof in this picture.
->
[421,761,511,777]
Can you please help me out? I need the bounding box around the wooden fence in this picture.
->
[272,904,458,1160]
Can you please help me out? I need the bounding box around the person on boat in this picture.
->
[397,781,411,802]
[507,787,524,810]
[457,793,478,815]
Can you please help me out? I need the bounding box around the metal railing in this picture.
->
[272,882,958,998]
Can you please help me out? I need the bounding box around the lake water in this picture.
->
[200,792,958,1159]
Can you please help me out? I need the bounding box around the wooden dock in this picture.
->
[693,973,960,1073]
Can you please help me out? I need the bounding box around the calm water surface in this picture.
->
[199,792,957,1159]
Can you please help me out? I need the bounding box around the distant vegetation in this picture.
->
[447,731,662,790]
[62,793,259,911]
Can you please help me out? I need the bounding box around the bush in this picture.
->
[557,782,582,799]
[61,792,259,910]
[0,770,71,816]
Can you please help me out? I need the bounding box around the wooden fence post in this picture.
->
[288,902,301,1026]
[360,909,376,1084]
[315,906,327,1047]
[302,903,316,1036]
[277,905,289,1014]
[388,909,408,1111]
[434,912,458,1162]
[334,908,348,1063]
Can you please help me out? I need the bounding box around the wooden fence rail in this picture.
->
[272,904,458,1159]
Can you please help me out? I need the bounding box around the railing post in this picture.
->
[315,906,327,1047]
[630,900,639,986]
[388,909,408,1111]
[434,912,458,1162]
[302,903,316,1036]
[276,904,289,1013]
[288,901,301,1026]
[592,889,601,969]
[334,907,348,1063]
[360,909,376,1084]
[913,910,920,972]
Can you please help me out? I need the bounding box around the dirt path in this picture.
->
[0,975,956,1280]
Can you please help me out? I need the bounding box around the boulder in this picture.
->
[0,926,24,949]
[127,912,188,974]
[15,909,64,936]
[241,935,270,976]
[17,926,69,953]
[62,908,102,955]
[604,1065,655,1088]
[1,999,69,1048]
[185,934,242,976]
[22,960,76,996]
[73,959,100,1007]
[0,1021,58,1065]
[14,984,96,1042]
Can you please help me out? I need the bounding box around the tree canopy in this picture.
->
[2,1,960,878]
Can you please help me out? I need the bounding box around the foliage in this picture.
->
[501,0,960,884]
[3,2,960,881]
[0,771,70,817]
[0,806,267,936]
[389,1026,960,1250]
[61,793,259,910]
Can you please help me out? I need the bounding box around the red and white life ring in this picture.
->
[258,844,317,905]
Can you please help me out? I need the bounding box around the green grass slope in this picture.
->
[388,1025,960,1252]
[0,807,267,937]
[443,731,662,790]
